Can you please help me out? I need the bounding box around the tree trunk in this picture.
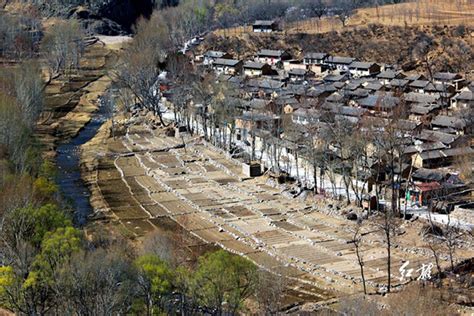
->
[313,163,318,194]
[355,242,367,294]
[295,152,300,183]
[343,174,351,205]
[386,222,391,292]
[251,131,256,162]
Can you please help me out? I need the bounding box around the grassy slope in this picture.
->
[288,0,474,34]
[217,0,474,36]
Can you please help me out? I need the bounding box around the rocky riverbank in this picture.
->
[36,38,114,159]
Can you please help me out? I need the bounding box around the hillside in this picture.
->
[287,0,474,34]
[205,24,473,77]
[219,0,474,36]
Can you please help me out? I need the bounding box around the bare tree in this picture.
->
[328,118,355,204]
[351,221,367,294]
[115,39,167,125]
[349,125,372,207]
[102,89,118,139]
[444,212,462,272]
[335,0,356,27]
[41,19,85,80]
[426,237,443,286]
[301,110,328,194]
[255,269,288,315]
[13,61,44,128]
[55,247,136,315]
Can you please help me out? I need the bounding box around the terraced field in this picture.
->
[93,125,437,300]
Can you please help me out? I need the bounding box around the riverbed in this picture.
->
[56,104,108,226]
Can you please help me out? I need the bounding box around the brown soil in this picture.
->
[79,118,339,309]
[36,38,117,159]
[80,116,474,312]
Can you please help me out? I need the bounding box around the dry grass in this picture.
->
[288,0,474,34]
[215,0,474,37]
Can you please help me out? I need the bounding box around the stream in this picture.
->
[56,102,108,226]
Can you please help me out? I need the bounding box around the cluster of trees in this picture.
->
[0,61,44,174]
[0,11,42,60]
[0,202,262,315]
[41,20,85,80]
[0,15,85,174]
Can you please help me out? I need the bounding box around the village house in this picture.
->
[431,115,467,134]
[291,108,321,125]
[322,103,368,122]
[243,61,274,77]
[253,20,279,33]
[325,56,356,72]
[415,129,464,147]
[246,78,285,96]
[305,86,331,100]
[377,70,405,85]
[411,168,449,183]
[388,78,410,91]
[404,92,440,105]
[264,70,289,84]
[423,82,456,97]
[203,51,232,65]
[409,103,441,121]
[412,147,474,168]
[452,90,473,109]
[288,68,314,83]
[348,62,381,78]
[405,74,428,82]
[304,52,330,74]
[364,80,385,92]
[255,49,292,66]
[407,175,467,208]
[346,88,369,100]
[243,98,270,112]
[396,119,422,134]
[283,59,307,72]
[212,58,243,75]
[304,52,329,65]
[402,142,447,161]
[407,182,442,206]
[433,72,464,91]
[326,91,345,104]
[235,111,278,142]
[344,80,363,91]
[324,73,349,85]
[409,80,430,93]
[357,94,399,113]
[286,83,308,96]
[281,97,304,114]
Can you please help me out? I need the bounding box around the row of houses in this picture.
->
[202,49,469,92]
[185,47,473,209]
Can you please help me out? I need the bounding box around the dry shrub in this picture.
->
[388,285,457,316]
[338,294,383,315]
[339,285,457,316]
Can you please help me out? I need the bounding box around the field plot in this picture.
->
[93,128,470,298]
